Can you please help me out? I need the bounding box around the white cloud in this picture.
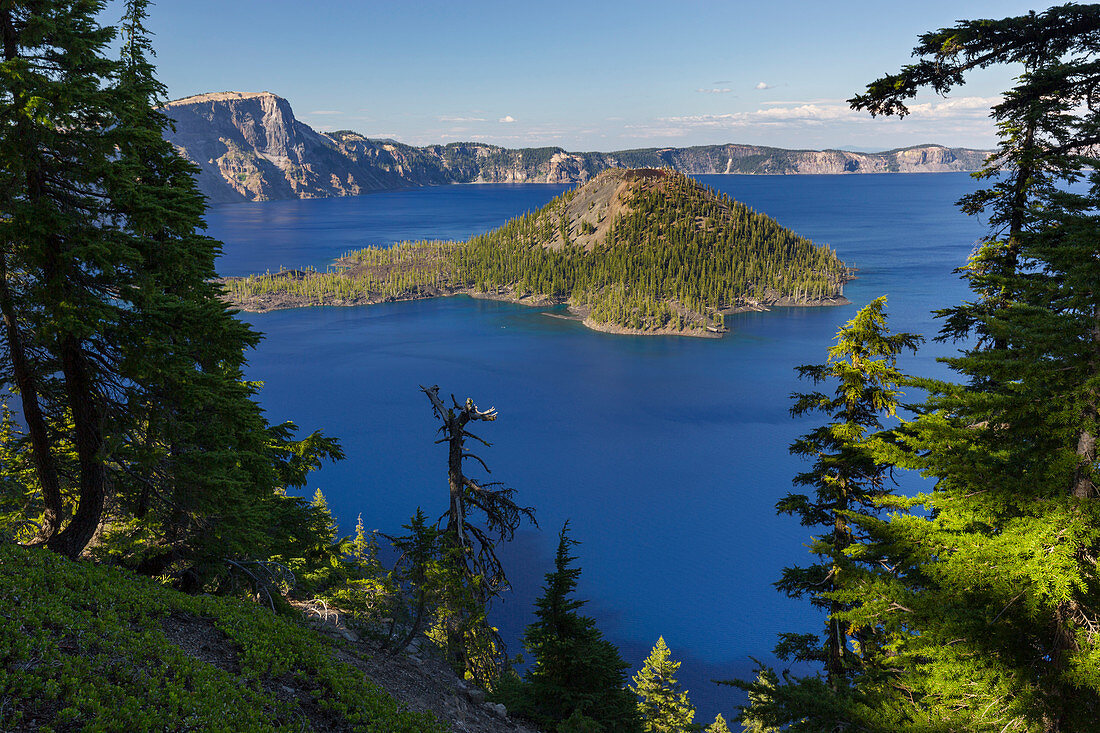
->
[662,95,1001,130]
[697,88,733,94]
[499,115,516,123]
[439,115,487,122]
[760,98,844,107]
[309,109,342,115]
[904,95,1001,118]
[418,119,585,146]
[755,82,772,90]
[620,123,691,139]
[664,104,849,127]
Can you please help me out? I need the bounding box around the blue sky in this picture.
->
[108,1,1043,151]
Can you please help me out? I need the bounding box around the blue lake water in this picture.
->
[207,174,985,721]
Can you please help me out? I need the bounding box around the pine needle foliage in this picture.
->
[499,522,641,732]
[631,637,695,733]
[728,298,920,732]
[824,5,1100,731]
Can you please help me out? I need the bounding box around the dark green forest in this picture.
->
[226,169,849,334]
[3,1,1100,732]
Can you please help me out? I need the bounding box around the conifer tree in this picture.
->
[420,385,535,684]
[383,508,449,655]
[737,670,782,733]
[0,0,125,556]
[704,713,732,733]
[631,637,695,733]
[104,0,329,575]
[352,513,381,568]
[729,298,920,732]
[316,512,392,633]
[857,178,1100,732]
[840,6,1100,731]
[507,522,641,732]
[0,1,341,573]
[778,297,920,687]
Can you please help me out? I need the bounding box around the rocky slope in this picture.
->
[163,92,991,204]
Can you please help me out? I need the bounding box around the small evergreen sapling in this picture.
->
[631,636,695,733]
[705,713,732,733]
[503,521,641,732]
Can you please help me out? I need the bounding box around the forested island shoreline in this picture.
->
[223,168,853,337]
[224,278,852,338]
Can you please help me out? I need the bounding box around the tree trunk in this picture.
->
[993,119,1036,351]
[0,254,62,543]
[1072,424,1096,499]
[446,423,466,548]
[1073,319,1100,499]
[47,337,106,558]
[828,491,851,689]
[443,419,469,674]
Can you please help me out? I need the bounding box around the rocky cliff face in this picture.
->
[162,92,991,204]
[162,92,407,203]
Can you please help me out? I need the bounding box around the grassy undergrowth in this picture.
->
[0,544,448,732]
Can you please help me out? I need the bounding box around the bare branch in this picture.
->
[462,452,492,473]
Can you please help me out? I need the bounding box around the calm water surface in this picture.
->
[207,174,984,719]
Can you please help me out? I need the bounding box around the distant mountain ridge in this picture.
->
[162,92,992,204]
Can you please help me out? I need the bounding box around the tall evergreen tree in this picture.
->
[730,298,920,731]
[837,5,1100,731]
[506,522,641,732]
[780,298,921,688]
[104,0,345,577]
[0,0,125,556]
[0,1,340,575]
[631,637,695,733]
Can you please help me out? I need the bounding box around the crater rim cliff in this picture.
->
[162,91,992,204]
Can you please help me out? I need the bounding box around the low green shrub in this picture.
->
[0,544,448,732]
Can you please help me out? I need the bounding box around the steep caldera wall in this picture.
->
[163,92,991,204]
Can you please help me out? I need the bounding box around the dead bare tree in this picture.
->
[420,384,535,682]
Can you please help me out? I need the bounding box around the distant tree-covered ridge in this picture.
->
[225,168,851,336]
